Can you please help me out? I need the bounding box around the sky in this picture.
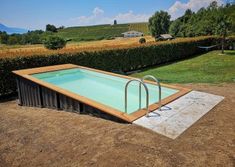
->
[0,0,225,30]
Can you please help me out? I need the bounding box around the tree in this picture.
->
[44,36,66,50]
[7,35,19,45]
[148,11,171,37]
[114,20,117,25]
[139,38,146,44]
[208,1,218,10]
[169,19,182,36]
[46,24,57,32]
[29,34,41,44]
[168,3,235,38]
[0,31,9,44]
[215,11,232,54]
[58,26,65,30]
[183,9,193,22]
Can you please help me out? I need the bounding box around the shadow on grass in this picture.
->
[128,51,208,75]
[224,51,235,56]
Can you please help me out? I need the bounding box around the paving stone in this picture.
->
[133,91,224,139]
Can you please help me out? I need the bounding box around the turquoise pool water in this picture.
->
[32,68,178,114]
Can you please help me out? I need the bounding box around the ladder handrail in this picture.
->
[141,75,162,115]
[125,79,149,114]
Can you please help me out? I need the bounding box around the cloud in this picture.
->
[168,0,224,20]
[68,7,150,26]
[93,7,104,16]
[113,10,150,23]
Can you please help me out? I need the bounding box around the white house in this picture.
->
[156,34,174,41]
[121,31,143,38]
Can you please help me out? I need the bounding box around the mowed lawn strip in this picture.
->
[132,50,235,83]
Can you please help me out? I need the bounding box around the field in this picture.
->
[0,36,214,58]
[133,50,235,83]
[55,22,149,42]
[0,36,155,58]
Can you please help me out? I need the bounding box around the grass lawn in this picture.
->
[132,50,235,83]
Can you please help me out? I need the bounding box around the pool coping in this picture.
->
[13,64,191,123]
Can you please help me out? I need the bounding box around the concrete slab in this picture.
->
[133,91,224,139]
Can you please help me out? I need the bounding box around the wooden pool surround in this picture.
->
[13,64,191,123]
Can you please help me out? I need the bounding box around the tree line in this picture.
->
[0,30,44,45]
[148,1,234,38]
[0,24,64,45]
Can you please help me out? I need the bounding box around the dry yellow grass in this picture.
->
[0,36,211,59]
[0,36,152,58]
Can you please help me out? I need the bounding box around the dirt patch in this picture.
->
[0,83,234,167]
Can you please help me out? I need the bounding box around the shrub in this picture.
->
[0,36,219,96]
[46,24,57,32]
[7,36,19,45]
[97,36,105,40]
[139,38,146,44]
[44,36,66,50]
[106,36,115,40]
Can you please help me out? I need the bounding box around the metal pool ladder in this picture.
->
[125,79,149,115]
[141,75,162,115]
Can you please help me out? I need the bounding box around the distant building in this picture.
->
[122,31,143,38]
[156,34,174,41]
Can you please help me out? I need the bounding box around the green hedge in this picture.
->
[0,37,216,96]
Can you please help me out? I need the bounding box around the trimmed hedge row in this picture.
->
[0,37,217,96]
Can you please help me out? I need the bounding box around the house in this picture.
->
[156,34,174,41]
[122,31,143,38]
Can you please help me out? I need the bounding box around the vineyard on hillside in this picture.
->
[56,24,129,42]
[55,23,150,42]
[128,23,149,35]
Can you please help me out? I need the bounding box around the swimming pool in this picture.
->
[13,64,190,122]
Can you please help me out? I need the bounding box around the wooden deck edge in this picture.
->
[13,64,191,123]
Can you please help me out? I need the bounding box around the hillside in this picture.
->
[56,23,149,42]
[128,22,149,35]
[0,23,28,34]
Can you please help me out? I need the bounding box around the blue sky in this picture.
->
[0,0,225,30]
